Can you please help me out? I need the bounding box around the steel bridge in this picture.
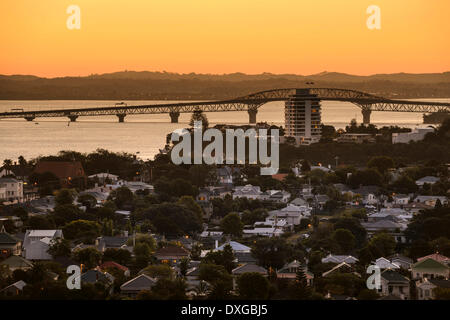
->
[0,88,449,124]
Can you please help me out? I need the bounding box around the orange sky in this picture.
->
[1,0,449,77]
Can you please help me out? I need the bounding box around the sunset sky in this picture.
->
[1,0,449,77]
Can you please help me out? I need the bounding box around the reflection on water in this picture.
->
[0,99,446,161]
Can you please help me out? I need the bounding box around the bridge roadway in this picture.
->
[0,88,449,124]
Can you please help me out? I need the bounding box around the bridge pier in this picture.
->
[24,116,35,122]
[169,111,180,123]
[362,109,372,125]
[68,115,78,122]
[248,109,258,124]
[117,114,126,122]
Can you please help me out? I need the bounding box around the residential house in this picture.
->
[414,195,448,207]
[322,262,359,278]
[88,173,119,183]
[379,269,410,300]
[388,254,413,270]
[352,186,380,205]
[267,204,311,227]
[81,269,115,287]
[415,176,440,186]
[361,220,407,243]
[0,229,22,258]
[0,280,27,297]
[95,236,130,253]
[233,185,262,200]
[321,254,359,265]
[392,127,434,144]
[216,241,251,253]
[411,258,450,280]
[277,260,314,285]
[232,263,267,276]
[290,197,309,207]
[417,253,450,266]
[393,194,410,205]
[0,255,33,271]
[373,257,400,270]
[99,261,130,277]
[0,178,23,203]
[154,246,190,264]
[260,190,291,203]
[33,161,87,188]
[417,278,450,300]
[120,274,157,297]
[22,229,63,260]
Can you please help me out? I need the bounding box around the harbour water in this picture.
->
[0,99,447,161]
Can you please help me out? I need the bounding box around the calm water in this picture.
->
[0,99,447,161]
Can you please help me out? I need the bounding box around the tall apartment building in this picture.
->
[284,89,322,145]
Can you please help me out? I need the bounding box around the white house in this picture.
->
[22,230,63,260]
[415,176,440,186]
[393,194,410,205]
[414,195,448,207]
[373,257,401,270]
[392,127,434,144]
[267,204,311,226]
[88,173,119,183]
[233,185,262,200]
[0,178,23,202]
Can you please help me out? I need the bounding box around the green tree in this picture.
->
[367,156,395,174]
[203,244,236,273]
[237,272,270,299]
[102,248,132,265]
[141,264,174,279]
[48,238,72,258]
[134,242,151,269]
[221,212,243,237]
[252,238,291,270]
[73,248,102,269]
[332,229,356,254]
[368,232,396,257]
[109,186,134,209]
[62,220,101,242]
[177,196,203,221]
[55,189,76,206]
[189,109,209,130]
[198,264,233,299]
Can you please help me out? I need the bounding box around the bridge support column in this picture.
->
[24,116,35,122]
[117,114,126,122]
[248,109,257,124]
[68,115,78,122]
[362,109,372,125]
[169,111,180,123]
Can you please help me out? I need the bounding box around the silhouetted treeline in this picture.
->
[1,71,449,100]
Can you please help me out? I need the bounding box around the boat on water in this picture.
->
[423,111,450,124]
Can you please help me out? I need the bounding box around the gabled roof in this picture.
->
[120,274,157,291]
[417,253,450,264]
[380,269,409,283]
[232,263,267,275]
[155,246,190,257]
[412,258,449,271]
[0,232,20,245]
[428,279,450,289]
[99,261,129,272]
[0,280,27,292]
[81,270,114,284]
[216,241,250,252]
[322,262,355,277]
[0,255,33,268]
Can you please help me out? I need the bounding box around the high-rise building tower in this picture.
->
[284,89,322,145]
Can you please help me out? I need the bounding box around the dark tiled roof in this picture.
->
[380,269,409,283]
[81,270,114,284]
[413,258,449,271]
[429,279,450,289]
[120,274,157,291]
[155,246,189,257]
[0,232,20,245]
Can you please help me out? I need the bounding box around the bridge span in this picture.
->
[0,88,449,124]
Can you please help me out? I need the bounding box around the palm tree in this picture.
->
[2,159,13,176]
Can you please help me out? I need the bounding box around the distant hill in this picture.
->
[0,71,449,100]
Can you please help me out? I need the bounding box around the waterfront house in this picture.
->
[0,178,24,203]
[411,258,450,280]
